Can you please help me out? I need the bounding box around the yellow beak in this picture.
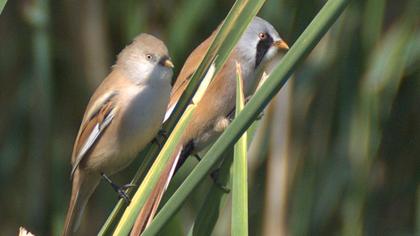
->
[272,39,289,51]
[162,58,174,68]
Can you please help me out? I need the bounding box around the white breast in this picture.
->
[117,81,171,167]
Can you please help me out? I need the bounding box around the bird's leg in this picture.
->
[101,173,136,203]
[152,129,168,148]
[193,154,201,161]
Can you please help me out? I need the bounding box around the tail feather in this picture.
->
[130,146,183,236]
[62,170,100,236]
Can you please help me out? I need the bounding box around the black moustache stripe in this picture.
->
[255,34,273,68]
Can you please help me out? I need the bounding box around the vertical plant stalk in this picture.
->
[262,81,292,236]
[343,12,416,236]
[142,0,352,234]
[232,63,248,236]
[79,0,110,89]
[167,0,215,60]
[23,0,52,231]
[361,0,385,51]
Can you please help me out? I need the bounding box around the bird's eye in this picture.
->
[146,54,153,60]
[259,32,267,40]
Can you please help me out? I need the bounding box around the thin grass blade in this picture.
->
[232,63,248,236]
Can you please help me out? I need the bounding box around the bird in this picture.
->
[62,33,174,236]
[131,16,289,234]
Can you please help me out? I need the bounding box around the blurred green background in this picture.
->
[0,0,418,235]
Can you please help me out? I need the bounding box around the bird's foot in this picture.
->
[158,129,168,138]
[115,183,136,203]
[153,129,168,148]
[101,173,136,203]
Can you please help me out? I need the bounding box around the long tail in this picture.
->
[130,145,185,236]
[62,170,100,236]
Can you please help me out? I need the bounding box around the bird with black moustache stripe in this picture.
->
[130,16,288,235]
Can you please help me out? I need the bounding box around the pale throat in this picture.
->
[117,60,153,85]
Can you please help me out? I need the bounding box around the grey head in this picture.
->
[236,16,289,69]
[116,33,174,84]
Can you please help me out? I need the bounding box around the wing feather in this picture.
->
[164,34,217,123]
[167,35,213,110]
[70,91,118,179]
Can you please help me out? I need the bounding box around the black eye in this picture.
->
[146,54,153,60]
[259,32,267,40]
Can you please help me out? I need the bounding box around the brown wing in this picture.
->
[70,91,118,178]
[167,35,215,109]
[130,145,184,235]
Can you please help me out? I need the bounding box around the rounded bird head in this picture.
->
[116,33,174,85]
[236,16,289,69]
